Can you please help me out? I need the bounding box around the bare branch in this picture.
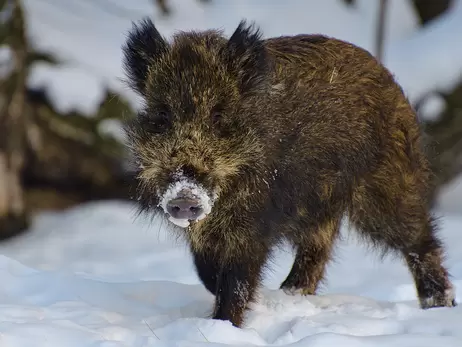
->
[375,0,388,62]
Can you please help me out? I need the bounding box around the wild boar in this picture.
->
[121,18,456,328]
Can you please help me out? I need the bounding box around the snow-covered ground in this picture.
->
[0,201,460,346]
[1,0,461,345]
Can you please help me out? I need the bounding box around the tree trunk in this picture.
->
[375,0,388,62]
[0,0,28,239]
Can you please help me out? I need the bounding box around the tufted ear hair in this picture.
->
[224,20,270,95]
[122,17,169,96]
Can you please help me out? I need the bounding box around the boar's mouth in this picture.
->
[157,177,217,228]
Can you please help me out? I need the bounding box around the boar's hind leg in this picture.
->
[212,248,269,327]
[350,176,456,309]
[192,251,219,295]
[280,218,340,296]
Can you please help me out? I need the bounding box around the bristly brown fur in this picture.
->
[122,18,456,328]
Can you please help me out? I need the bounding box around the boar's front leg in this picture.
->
[192,251,219,295]
[212,249,268,327]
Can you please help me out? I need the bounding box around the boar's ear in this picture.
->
[122,18,169,96]
[224,20,269,95]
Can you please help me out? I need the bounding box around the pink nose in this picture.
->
[166,197,203,220]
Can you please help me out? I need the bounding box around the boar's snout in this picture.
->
[166,197,204,220]
[159,179,216,228]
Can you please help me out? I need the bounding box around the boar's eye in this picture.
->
[210,105,224,126]
[211,110,222,125]
[158,110,169,122]
[210,107,232,137]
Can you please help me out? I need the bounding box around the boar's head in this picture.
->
[122,18,269,228]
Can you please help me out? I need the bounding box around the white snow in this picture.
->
[417,93,447,122]
[384,0,462,105]
[98,118,127,143]
[0,200,460,346]
[27,61,106,116]
[0,45,14,79]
